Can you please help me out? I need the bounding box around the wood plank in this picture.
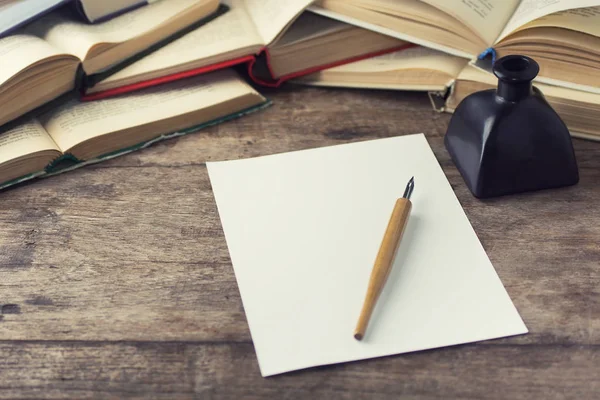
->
[0,342,598,399]
[0,87,598,399]
[0,160,597,342]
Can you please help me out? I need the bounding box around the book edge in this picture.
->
[0,99,272,191]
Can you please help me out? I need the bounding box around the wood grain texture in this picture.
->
[0,84,599,399]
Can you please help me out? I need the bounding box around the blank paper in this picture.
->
[207,134,527,377]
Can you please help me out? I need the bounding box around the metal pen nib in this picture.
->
[402,177,415,200]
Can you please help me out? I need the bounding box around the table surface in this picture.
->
[1,85,599,400]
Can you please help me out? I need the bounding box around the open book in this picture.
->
[293,46,468,92]
[0,0,221,128]
[0,0,157,37]
[81,0,407,100]
[295,45,600,142]
[310,0,600,93]
[0,69,268,190]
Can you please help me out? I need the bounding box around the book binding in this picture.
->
[73,0,149,24]
[81,55,255,101]
[83,43,413,100]
[249,44,415,88]
[0,100,272,191]
[81,3,230,90]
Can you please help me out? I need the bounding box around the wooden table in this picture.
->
[1,85,599,399]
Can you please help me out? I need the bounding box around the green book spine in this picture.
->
[81,4,230,89]
[0,99,272,191]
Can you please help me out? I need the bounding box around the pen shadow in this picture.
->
[362,214,421,342]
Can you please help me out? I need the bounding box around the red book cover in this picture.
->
[81,55,255,101]
[247,44,414,88]
[81,44,413,101]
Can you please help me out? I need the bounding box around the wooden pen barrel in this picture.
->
[354,197,412,340]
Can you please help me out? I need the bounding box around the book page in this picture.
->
[40,70,256,151]
[310,1,481,58]
[420,0,520,45]
[0,34,66,85]
[0,120,59,166]
[511,6,600,37]
[497,0,600,41]
[79,0,147,22]
[325,46,468,76]
[96,0,262,87]
[274,12,348,48]
[26,0,202,60]
[244,0,314,44]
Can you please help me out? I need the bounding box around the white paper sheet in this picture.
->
[207,134,528,377]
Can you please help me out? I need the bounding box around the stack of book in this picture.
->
[0,0,598,190]
[0,0,407,188]
[304,0,600,141]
